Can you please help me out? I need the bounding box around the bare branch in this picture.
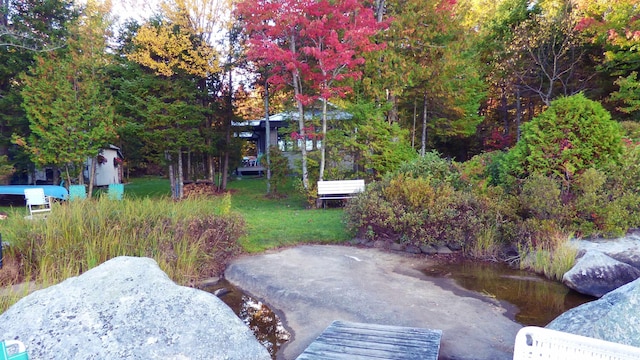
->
[1,25,64,51]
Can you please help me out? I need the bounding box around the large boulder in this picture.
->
[547,277,640,347]
[0,256,270,360]
[562,250,640,298]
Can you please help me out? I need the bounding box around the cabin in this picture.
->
[232,105,352,175]
[233,104,352,154]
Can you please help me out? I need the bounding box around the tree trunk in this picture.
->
[420,91,428,157]
[412,98,417,148]
[264,80,272,195]
[208,155,215,186]
[319,97,328,181]
[178,150,184,199]
[166,151,177,199]
[290,36,309,190]
[500,85,508,132]
[387,92,398,124]
[516,86,522,142]
[186,151,192,181]
[88,158,96,198]
[221,63,233,191]
[374,0,385,22]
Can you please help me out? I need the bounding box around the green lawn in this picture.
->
[122,175,350,252]
[227,177,350,252]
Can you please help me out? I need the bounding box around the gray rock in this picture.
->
[0,256,270,360]
[389,242,405,252]
[447,242,462,251]
[436,245,453,254]
[405,244,422,254]
[562,250,640,297]
[547,277,640,347]
[373,240,386,248]
[226,245,521,360]
[572,235,640,267]
[420,244,438,255]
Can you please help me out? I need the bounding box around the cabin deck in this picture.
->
[236,166,265,176]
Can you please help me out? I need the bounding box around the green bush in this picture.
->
[518,174,566,221]
[267,145,290,196]
[388,150,465,189]
[325,101,417,181]
[344,166,511,252]
[506,93,623,181]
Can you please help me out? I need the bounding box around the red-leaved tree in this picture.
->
[301,0,385,180]
[236,0,384,188]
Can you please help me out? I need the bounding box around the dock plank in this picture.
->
[296,321,442,360]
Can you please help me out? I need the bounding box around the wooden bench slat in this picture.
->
[297,321,442,360]
[317,180,365,196]
[316,180,365,208]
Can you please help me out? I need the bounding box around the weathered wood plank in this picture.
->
[296,321,442,360]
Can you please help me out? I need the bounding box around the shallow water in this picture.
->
[207,259,594,359]
[203,280,290,359]
[423,259,595,326]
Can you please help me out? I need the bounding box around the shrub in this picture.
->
[267,145,290,196]
[389,150,464,189]
[506,93,623,181]
[345,168,509,251]
[518,174,566,221]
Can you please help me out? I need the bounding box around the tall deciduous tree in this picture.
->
[236,0,312,189]
[301,0,384,181]
[577,0,640,119]
[0,0,72,50]
[370,0,485,158]
[509,0,593,105]
[128,0,226,198]
[236,0,385,186]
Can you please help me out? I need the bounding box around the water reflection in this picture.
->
[423,260,595,326]
[204,280,290,359]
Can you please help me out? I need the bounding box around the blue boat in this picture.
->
[0,185,69,200]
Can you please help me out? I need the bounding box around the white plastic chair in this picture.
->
[24,188,52,218]
[0,339,28,360]
[514,326,640,360]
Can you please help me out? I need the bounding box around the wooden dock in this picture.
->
[296,321,442,360]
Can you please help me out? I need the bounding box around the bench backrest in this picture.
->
[317,180,365,195]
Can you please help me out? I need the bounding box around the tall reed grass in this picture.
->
[518,231,578,281]
[0,193,244,311]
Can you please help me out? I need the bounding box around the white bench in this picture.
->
[513,326,640,360]
[317,180,365,208]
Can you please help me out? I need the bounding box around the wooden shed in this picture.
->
[86,145,124,186]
